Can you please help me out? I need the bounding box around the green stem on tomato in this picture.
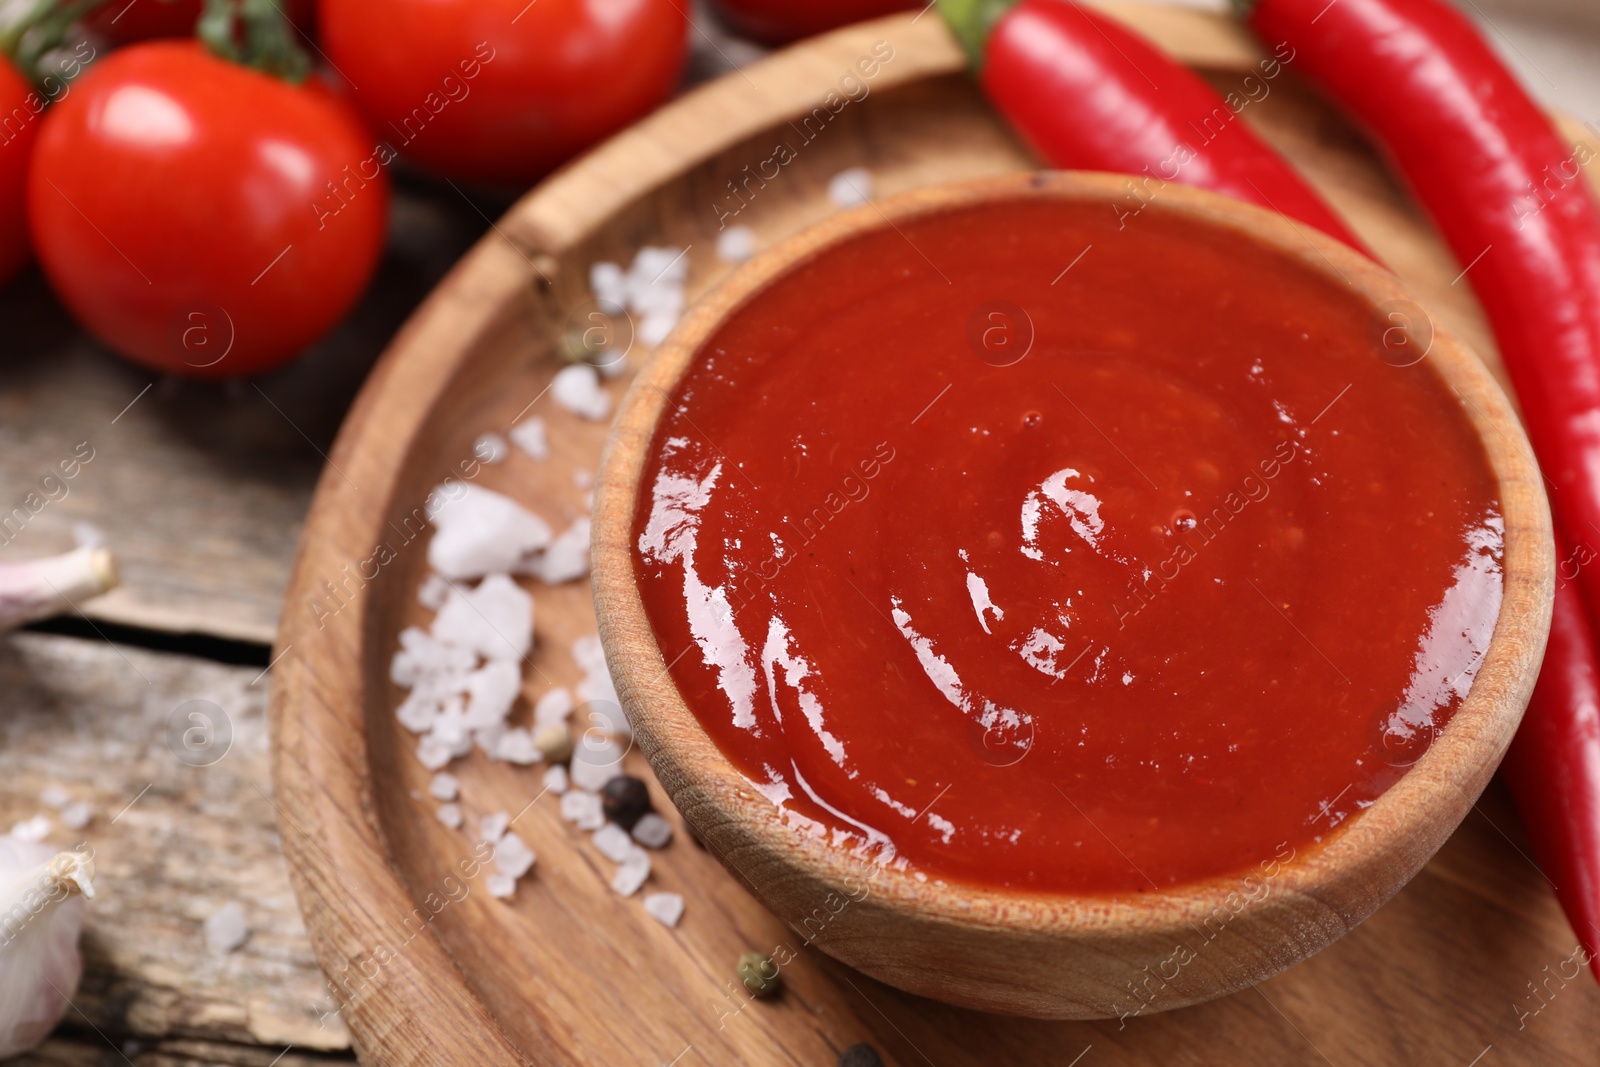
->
[937,0,1019,71]
[199,0,309,83]
[2,0,108,84]
[0,0,54,59]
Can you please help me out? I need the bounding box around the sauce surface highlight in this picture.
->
[631,198,1503,895]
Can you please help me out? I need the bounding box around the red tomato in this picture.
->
[318,0,688,183]
[27,42,387,377]
[707,0,920,43]
[0,57,40,285]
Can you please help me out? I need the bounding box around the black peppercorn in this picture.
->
[600,775,652,830]
[838,1043,883,1067]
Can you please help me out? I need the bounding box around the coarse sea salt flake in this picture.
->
[716,225,756,264]
[534,517,591,585]
[400,625,475,673]
[570,739,624,792]
[495,832,536,879]
[204,902,248,955]
[397,691,441,734]
[577,670,621,711]
[436,803,463,829]
[631,813,672,849]
[611,848,651,896]
[40,785,70,809]
[417,735,455,771]
[61,802,91,830]
[560,789,602,826]
[634,287,683,320]
[534,687,574,725]
[639,312,677,348]
[436,674,478,704]
[474,722,506,757]
[485,873,516,899]
[429,702,470,749]
[632,246,687,286]
[437,680,472,709]
[474,433,509,464]
[428,484,553,580]
[590,261,627,309]
[390,649,420,688]
[480,811,510,843]
[465,658,522,726]
[643,892,685,928]
[550,364,611,422]
[828,167,874,207]
[429,773,459,801]
[432,574,534,661]
[581,245,688,351]
[593,823,634,863]
[572,633,607,675]
[510,416,549,460]
[418,573,451,610]
[544,764,569,794]
[631,275,683,312]
[492,728,541,765]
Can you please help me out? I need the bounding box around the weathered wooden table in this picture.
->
[1,4,1597,1065]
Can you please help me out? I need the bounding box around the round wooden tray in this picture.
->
[270,6,1600,1064]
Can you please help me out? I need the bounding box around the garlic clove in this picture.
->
[0,838,96,1059]
[47,851,95,900]
[0,547,118,632]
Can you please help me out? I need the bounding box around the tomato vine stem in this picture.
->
[1,0,105,83]
[198,0,308,82]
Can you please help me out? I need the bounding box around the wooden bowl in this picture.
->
[591,171,1555,1019]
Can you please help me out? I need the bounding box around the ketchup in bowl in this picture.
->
[630,195,1503,895]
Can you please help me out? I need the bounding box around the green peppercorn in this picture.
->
[838,1045,883,1067]
[600,775,652,830]
[737,951,780,998]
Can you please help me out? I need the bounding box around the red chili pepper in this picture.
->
[1239,0,1600,973]
[1502,582,1600,965]
[939,0,1365,251]
[942,0,1593,976]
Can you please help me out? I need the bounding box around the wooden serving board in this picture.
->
[270,7,1600,1065]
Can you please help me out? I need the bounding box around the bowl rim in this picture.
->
[591,170,1554,945]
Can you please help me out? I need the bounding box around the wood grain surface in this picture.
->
[268,6,1600,1066]
[0,634,352,1065]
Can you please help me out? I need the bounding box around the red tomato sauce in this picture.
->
[631,197,1504,895]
